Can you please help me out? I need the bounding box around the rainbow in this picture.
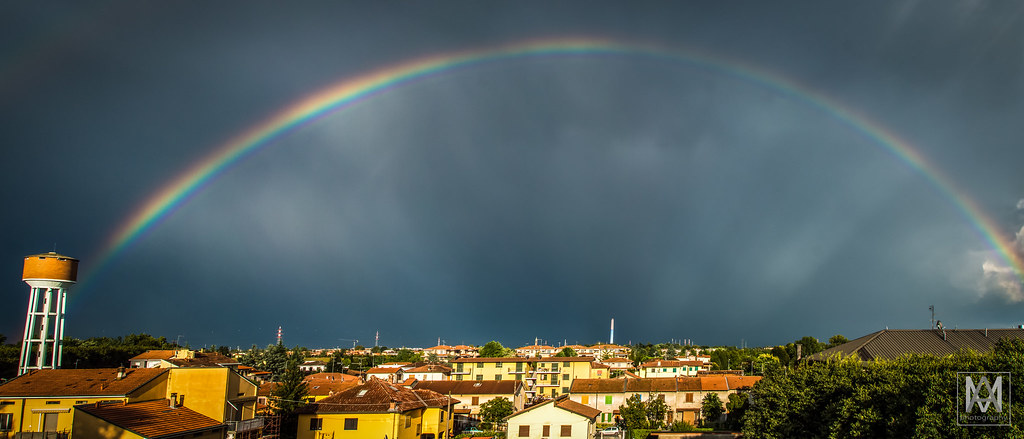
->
[83,37,1024,289]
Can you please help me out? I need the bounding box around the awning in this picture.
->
[31,408,71,414]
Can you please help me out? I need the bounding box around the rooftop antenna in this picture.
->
[929,305,935,329]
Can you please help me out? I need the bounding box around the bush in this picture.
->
[629,428,654,439]
[670,420,699,432]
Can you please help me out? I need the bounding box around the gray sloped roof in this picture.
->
[807,328,1024,362]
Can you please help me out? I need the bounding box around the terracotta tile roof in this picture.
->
[554,397,602,419]
[676,377,701,391]
[304,373,360,382]
[165,352,238,368]
[258,382,279,396]
[451,357,530,363]
[505,395,598,421]
[516,345,554,350]
[405,364,452,374]
[808,329,1024,362]
[297,378,457,414]
[601,358,631,363]
[129,350,177,361]
[307,380,361,396]
[536,356,596,363]
[569,379,626,393]
[0,368,166,397]
[75,399,224,438]
[724,376,762,390]
[699,376,728,391]
[425,345,454,350]
[452,345,477,350]
[622,371,640,379]
[591,362,609,369]
[589,344,627,350]
[414,380,523,395]
[625,377,677,392]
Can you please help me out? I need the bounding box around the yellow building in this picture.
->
[72,398,226,439]
[530,357,597,398]
[0,368,167,434]
[450,358,534,383]
[296,379,457,439]
[165,367,258,423]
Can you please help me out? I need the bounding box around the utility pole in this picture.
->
[929,305,935,329]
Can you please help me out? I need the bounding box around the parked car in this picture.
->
[600,426,621,436]
[463,427,484,434]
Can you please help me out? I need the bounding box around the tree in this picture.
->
[646,395,668,429]
[794,336,822,359]
[701,393,724,427]
[479,396,515,423]
[394,348,421,363]
[724,392,749,431]
[272,352,309,439]
[826,334,849,348]
[479,341,512,358]
[752,354,781,376]
[554,347,578,357]
[619,394,650,430]
[425,352,440,363]
[272,352,309,414]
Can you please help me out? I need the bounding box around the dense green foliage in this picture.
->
[0,333,181,380]
[701,393,725,427]
[479,340,514,357]
[272,352,310,414]
[618,393,669,431]
[239,343,294,380]
[743,339,1024,438]
[555,347,578,357]
[479,396,515,423]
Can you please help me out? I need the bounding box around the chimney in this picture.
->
[169,393,177,408]
[116,366,126,380]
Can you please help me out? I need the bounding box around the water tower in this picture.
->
[18,252,78,375]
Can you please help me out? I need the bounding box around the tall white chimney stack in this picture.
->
[610,318,615,344]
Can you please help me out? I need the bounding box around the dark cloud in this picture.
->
[3,1,1024,349]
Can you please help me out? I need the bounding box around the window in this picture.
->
[563,361,570,367]
[476,363,484,368]
[562,374,569,381]
[45,401,60,405]
[581,395,589,405]
[0,413,12,431]
[686,393,693,403]
[495,362,502,367]
[456,363,464,372]
[560,425,572,437]
[673,368,677,372]
[518,425,530,437]
[516,363,524,372]
[495,374,502,381]
[405,415,412,428]
[456,375,463,381]
[472,396,480,405]
[562,387,569,394]
[309,418,323,431]
[542,425,551,436]
[476,375,483,381]
[344,418,358,430]
[552,364,559,372]
[605,395,613,405]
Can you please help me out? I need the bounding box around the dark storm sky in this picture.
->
[3,1,1024,350]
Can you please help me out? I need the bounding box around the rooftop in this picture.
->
[0,368,166,397]
[807,328,1024,362]
[75,399,223,438]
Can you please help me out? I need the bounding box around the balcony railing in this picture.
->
[227,417,264,433]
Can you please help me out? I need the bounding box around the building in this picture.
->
[567,375,760,425]
[412,380,525,428]
[598,358,633,372]
[405,365,452,382]
[807,328,1024,362]
[18,252,79,375]
[295,378,457,439]
[0,368,167,434]
[299,361,327,373]
[530,357,597,399]
[504,395,600,439]
[450,358,534,383]
[514,345,556,358]
[638,360,710,378]
[128,350,239,369]
[72,398,226,439]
